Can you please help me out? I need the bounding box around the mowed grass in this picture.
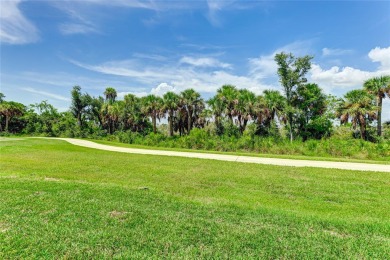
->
[1,139,389,258]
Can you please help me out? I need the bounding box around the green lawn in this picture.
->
[1,138,389,258]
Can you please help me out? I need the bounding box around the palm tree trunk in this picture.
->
[359,114,366,140]
[152,114,157,134]
[187,109,193,134]
[243,119,248,133]
[5,115,9,132]
[378,96,382,136]
[169,110,174,137]
[289,114,293,142]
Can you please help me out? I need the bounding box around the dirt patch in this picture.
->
[109,210,128,218]
[44,177,60,182]
[324,229,352,239]
[0,222,10,233]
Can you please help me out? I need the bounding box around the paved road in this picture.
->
[50,138,390,172]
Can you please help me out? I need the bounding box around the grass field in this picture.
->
[1,138,390,258]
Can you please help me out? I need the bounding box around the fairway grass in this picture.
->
[1,139,390,258]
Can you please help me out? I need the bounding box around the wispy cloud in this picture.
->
[248,40,315,80]
[322,48,353,57]
[52,2,100,35]
[0,0,39,44]
[68,56,272,95]
[59,23,98,35]
[132,53,168,61]
[180,56,232,69]
[22,87,70,101]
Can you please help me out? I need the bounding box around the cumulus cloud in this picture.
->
[368,46,390,70]
[310,65,372,88]
[179,56,231,69]
[310,46,390,93]
[0,0,39,44]
[151,83,177,96]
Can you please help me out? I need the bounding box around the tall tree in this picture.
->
[70,86,90,127]
[338,89,377,140]
[363,75,390,136]
[87,96,104,128]
[263,89,286,128]
[216,85,238,124]
[104,87,117,104]
[293,83,328,140]
[142,94,163,134]
[274,52,313,141]
[181,88,203,134]
[162,91,180,137]
[0,101,25,132]
[207,96,224,135]
[236,89,257,133]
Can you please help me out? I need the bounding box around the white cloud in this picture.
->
[59,23,98,35]
[151,83,176,96]
[322,48,353,57]
[53,3,99,35]
[22,87,70,101]
[310,65,373,88]
[179,56,231,69]
[368,46,390,70]
[249,40,314,80]
[0,0,39,44]
[70,57,272,96]
[310,46,390,93]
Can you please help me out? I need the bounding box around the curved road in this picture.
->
[48,138,390,173]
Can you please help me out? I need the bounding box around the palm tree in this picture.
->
[253,95,270,131]
[162,91,180,136]
[236,89,257,133]
[104,87,117,104]
[216,85,238,124]
[70,86,90,127]
[0,101,25,132]
[263,89,286,127]
[338,89,377,140]
[363,75,390,136]
[142,94,163,134]
[181,89,203,134]
[207,96,224,134]
[88,96,104,128]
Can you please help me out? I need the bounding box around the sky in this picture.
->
[1,0,390,120]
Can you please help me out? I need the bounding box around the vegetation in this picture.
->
[1,138,389,258]
[1,52,389,160]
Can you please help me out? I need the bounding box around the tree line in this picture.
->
[1,52,389,142]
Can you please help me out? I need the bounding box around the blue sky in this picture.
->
[1,0,390,119]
